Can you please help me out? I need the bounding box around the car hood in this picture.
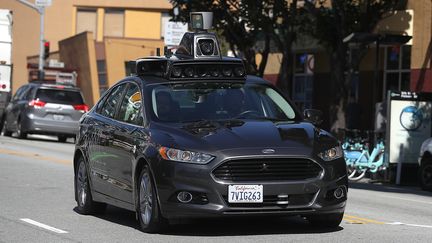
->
[150,120,337,156]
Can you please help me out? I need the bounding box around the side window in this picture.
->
[13,86,27,101]
[24,88,34,101]
[117,84,142,125]
[100,84,126,118]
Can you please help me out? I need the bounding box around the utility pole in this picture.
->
[16,0,51,80]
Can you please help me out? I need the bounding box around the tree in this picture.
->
[271,0,300,95]
[304,0,406,131]
[169,0,273,77]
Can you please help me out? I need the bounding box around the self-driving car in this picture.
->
[73,12,347,233]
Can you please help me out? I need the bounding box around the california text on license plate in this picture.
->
[228,185,263,203]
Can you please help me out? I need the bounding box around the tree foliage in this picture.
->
[169,0,407,130]
[303,0,406,130]
[170,0,274,77]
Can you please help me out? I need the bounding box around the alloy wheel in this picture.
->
[139,171,153,226]
[77,161,88,207]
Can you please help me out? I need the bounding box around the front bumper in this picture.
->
[152,156,348,219]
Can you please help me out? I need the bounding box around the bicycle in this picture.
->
[341,130,387,181]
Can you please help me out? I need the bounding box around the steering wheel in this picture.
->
[235,110,261,118]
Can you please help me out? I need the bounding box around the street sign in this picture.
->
[164,21,188,46]
[35,0,52,7]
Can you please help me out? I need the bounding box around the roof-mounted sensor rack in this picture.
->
[132,12,246,81]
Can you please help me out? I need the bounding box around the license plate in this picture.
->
[228,185,263,203]
[53,114,64,120]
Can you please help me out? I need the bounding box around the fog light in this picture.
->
[334,187,345,199]
[177,191,193,203]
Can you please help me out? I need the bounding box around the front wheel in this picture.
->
[2,119,12,137]
[75,157,106,214]
[137,167,167,233]
[16,119,27,139]
[307,213,344,228]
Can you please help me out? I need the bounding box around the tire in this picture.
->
[307,212,344,228]
[58,135,67,143]
[137,166,167,233]
[419,159,432,191]
[16,119,27,139]
[75,157,106,215]
[2,119,12,137]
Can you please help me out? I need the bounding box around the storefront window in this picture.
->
[292,54,314,110]
[97,60,108,96]
[383,45,411,98]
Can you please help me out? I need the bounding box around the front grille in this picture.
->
[222,193,316,208]
[212,158,322,182]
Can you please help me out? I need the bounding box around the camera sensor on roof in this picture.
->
[198,39,215,55]
[190,12,213,31]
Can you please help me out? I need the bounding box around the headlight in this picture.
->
[318,146,343,161]
[158,146,214,164]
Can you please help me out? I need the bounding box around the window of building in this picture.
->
[292,54,314,110]
[76,9,97,38]
[97,60,108,96]
[104,9,124,37]
[383,45,411,98]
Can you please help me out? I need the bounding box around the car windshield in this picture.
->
[35,88,84,105]
[148,82,297,123]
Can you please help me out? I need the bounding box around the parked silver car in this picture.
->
[418,138,432,191]
[2,83,88,142]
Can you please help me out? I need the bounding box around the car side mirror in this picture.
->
[303,109,323,126]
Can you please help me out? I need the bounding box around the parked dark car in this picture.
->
[2,82,88,142]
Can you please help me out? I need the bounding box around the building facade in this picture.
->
[262,0,431,130]
[0,0,171,105]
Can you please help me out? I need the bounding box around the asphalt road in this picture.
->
[1,135,432,242]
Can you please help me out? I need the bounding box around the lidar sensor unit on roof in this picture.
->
[176,12,221,59]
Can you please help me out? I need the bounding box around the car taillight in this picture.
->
[28,99,46,108]
[73,104,89,112]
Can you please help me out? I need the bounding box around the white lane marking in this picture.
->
[379,195,432,205]
[387,222,432,229]
[20,218,68,234]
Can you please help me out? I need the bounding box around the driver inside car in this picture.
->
[156,91,179,121]
[222,89,246,118]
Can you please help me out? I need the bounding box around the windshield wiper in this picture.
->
[247,117,293,122]
[181,119,219,128]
